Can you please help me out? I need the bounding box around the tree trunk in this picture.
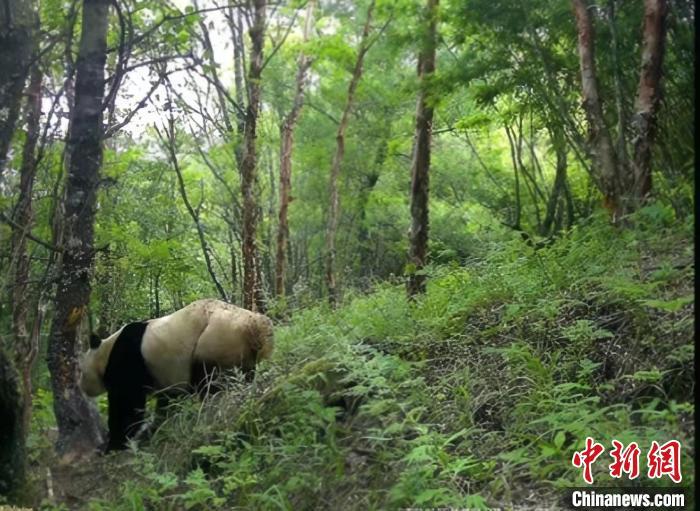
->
[0,2,36,498]
[227,6,247,143]
[606,0,629,179]
[406,0,438,298]
[275,0,314,298]
[541,129,569,237]
[46,0,110,460]
[195,0,233,134]
[630,0,668,202]
[571,0,621,218]
[241,0,266,312]
[325,0,375,307]
[157,112,228,301]
[505,125,523,230]
[0,348,24,500]
[10,65,42,432]
[0,0,35,176]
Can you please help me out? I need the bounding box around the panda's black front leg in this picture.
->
[106,387,147,451]
[102,321,153,451]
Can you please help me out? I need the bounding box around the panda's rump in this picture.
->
[192,309,254,369]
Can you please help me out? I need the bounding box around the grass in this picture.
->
[32,205,694,510]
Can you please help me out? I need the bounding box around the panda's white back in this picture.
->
[140,299,268,390]
[141,300,213,389]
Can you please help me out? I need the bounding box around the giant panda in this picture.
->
[79,299,274,451]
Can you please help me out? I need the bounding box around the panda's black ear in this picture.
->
[89,333,102,350]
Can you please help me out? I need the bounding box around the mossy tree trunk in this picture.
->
[407,0,438,298]
[241,0,267,313]
[46,0,111,460]
[630,0,668,202]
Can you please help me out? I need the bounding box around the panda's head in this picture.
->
[79,333,111,397]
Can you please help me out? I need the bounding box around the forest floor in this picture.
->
[24,211,694,510]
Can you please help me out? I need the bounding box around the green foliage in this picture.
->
[26,389,55,463]
[85,211,693,509]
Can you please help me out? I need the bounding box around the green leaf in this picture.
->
[642,295,694,312]
[554,431,566,449]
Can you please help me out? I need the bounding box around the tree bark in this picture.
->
[275,0,314,298]
[406,0,438,298]
[0,347,24,499]
[10,65,42,432]
[571,0,621,217]
[46,0,110,460]
[241,0,266,312]
[0,1,36,498]
[325,0,375,307]
[0,0,35,176]
[630,0,668,202]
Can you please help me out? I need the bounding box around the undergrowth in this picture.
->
[39,207,695,510]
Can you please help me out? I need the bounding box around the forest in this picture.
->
[0,0,695,508]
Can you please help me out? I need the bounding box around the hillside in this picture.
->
[26,210,694,510]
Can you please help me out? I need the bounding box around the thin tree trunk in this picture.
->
[265,144,276,293]
[48,2,79,277]
[541,129,569,237]
[46,0,110,460]
[241,0,266,312]
[407,0,438,298]
[10,65,42,432]
[572,0,621,218]
[225,5,246,171]
[276,0,314,298]
[511,120,544,229]
[505,126,523,230]
[156,111,229,301]
[564,179,575,229]
[606,0,629,180]
[0,0,35,176]
[228,221,239,295]
[630,0,668,202]
[325,0,375,307]
[195,0,233,134]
